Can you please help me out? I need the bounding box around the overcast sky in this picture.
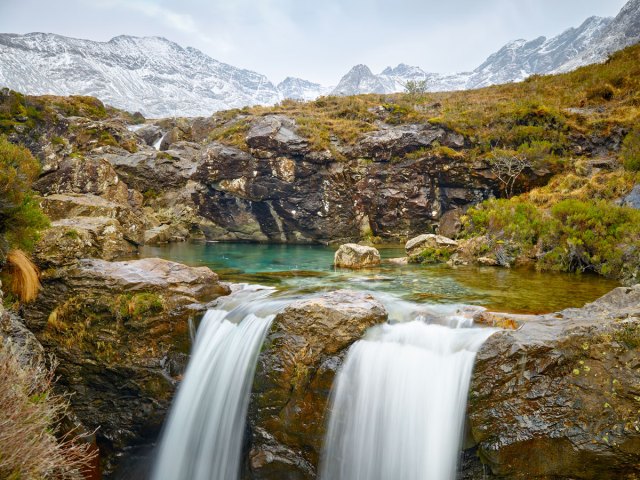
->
[0,0,629,85]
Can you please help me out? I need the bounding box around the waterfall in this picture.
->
[319,308,494,480]
[153,132,166,151]
[151,285,281,480]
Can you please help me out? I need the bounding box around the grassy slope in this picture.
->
[212,44,640,158]
[210,45,640,282]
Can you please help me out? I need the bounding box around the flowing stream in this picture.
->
[151,286,285,480]
[319,305,495,480]
[138,243,617,480]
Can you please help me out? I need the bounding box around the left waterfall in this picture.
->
[152,285,279,480]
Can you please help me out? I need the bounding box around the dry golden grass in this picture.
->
[210,44,640,158]
[6,249,41,303]
[0,341,97,479]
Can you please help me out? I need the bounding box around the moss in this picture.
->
[50,135,65,146]
[0,136,49,256]
[410,247,453,264]
[114,292,165,322]
[621,129,640,172]
[463,194,640,280]
[614,322,640,349]
[208,118,250,150]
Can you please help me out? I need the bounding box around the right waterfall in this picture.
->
[319,316,495,480]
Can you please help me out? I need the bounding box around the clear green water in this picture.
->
[139,242,619,314]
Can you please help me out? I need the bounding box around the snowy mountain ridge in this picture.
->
[0,0,638,117]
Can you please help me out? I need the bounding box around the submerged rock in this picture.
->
[468,285,640,479]
[249,290,387,478]
[22,258,230,474]
[334,243,381,268]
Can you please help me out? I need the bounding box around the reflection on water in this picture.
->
[139,242,618,314]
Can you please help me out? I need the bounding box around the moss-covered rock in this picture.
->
[21,257,230,474]
[468,285,640,479]
[248,290,387,478]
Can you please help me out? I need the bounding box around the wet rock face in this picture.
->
[334,243,381,268]
[21,258,230,474]
[468,285,640,480]
[248,290,388,479]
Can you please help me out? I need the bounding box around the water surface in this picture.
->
[139,242,618,313]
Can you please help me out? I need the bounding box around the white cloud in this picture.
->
[96,0,215,45]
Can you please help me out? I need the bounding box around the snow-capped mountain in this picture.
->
[331,64,394,96]
[277,77,332,101]
[331,0,637,96]
[555,0,640,73]
[467,16,612,88]
[0,33,281,117]
[0,0,638,115]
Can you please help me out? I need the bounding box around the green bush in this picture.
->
[0,135,49,261]
[621,130,640,172]
[464,196,640,279]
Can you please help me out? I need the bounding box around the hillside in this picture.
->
[1,43,639,283]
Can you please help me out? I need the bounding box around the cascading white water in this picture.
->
[151,285,283,480]
[319,306,494,480]
[153,133,166,151]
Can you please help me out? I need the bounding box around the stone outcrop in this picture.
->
[334,243,381,268]
[34,217,136,267]
[40,193,146,245]
[34,156,131,205]
[468,285,640,479]
[405,233,459,257]
[249,290,387,478]
[21,258,230,474]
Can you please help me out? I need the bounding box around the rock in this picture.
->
[34,156,130,205]
[438,208,463,238]
[356,123,448,160]
[34,217,136,267]
[133,124,163,147]
[22,258,230,474]
[144,224,189,244]
[468,285,640,479]
[0,307,45,366]
[40,193,146,245]
[246,115,308,155]
[334,243,381,268]
[619,184,640,209]
[387,256,409,265]
[477,256,499,266]
[249,290,387,478]
[405,233,458,257]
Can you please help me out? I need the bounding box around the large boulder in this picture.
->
[334,243,381,268]
[468,285,640,479]
[355,123,453,160]
[22,258,230,474]
[40,193,146,245]
[246,115,308,155]
[249,290,388,478]
[34,156,130,205]
[405,233,458,257]
[34,217,136,267]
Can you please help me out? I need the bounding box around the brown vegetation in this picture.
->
[5,249,41,302]
[0,340,96,479]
